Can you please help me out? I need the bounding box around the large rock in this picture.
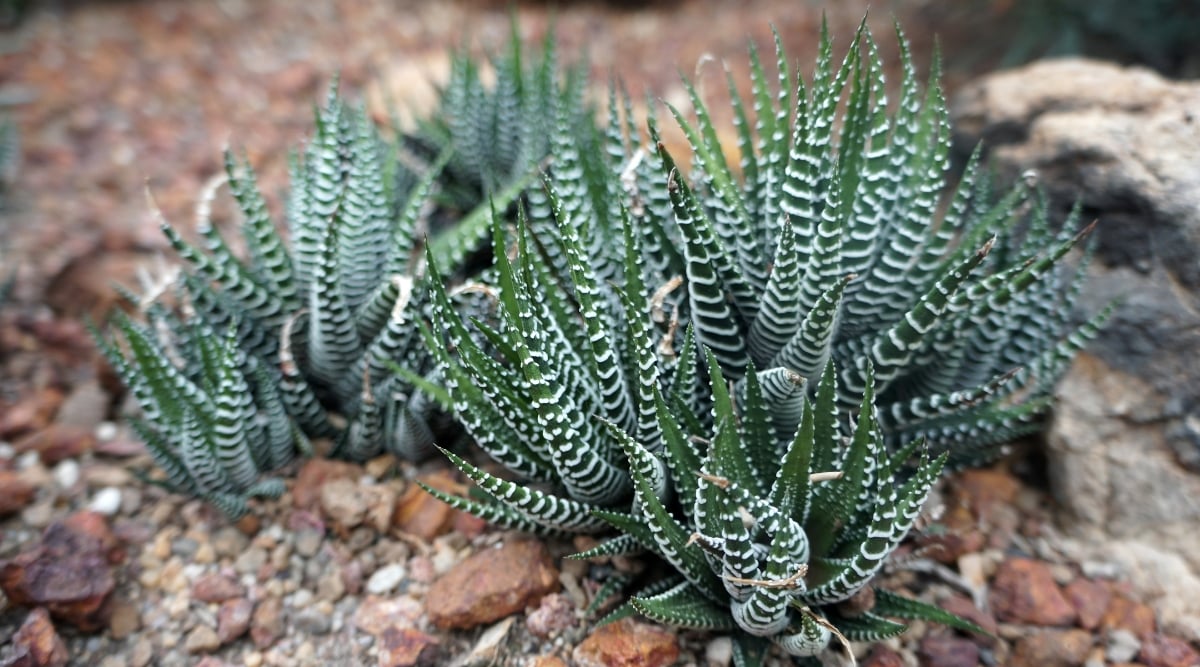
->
[952,58,1200,641]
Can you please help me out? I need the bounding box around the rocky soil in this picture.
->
[2,2,1200,667]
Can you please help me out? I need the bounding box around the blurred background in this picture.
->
[0,0,1197,324]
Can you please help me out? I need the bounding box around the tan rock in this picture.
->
[572,618,679,667]
[1010,629,1094,667]
[426,539,560,630]
[108,598,141,639]
[184,625,221,654]
[1103,593,1159,640]
[292,458,360,511]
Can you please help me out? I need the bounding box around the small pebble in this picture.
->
[366,563,407,595]
[88,486,122,515]
[53,459,81,489]
[1106,628,1141,663]
[235,546,268,574]
[293,607,332,635]
[130,638,154,667]
[295,529,323,557]
[185,625,221,654]
[705,637,733,667]
[212,525,250,557]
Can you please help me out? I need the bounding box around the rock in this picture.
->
[378,627,440,667]
[426,539,560,630]
[353,595,423,637]
[704,637,734,667]
[233,546,267,575]
[293,528,323,557]
[51,459,79,490]
[954,57,1200,645]
[1139,633,1200,667]
[193,659,235,667]
[191,573,245,603]
[53,379,108,429]
[292,607,331,635]
[6,607,69,667]
[459,617,514,665]
[1102,593,1160,640]
[525,592,577,639]
[129,638,153,667]
[366,563,407,595]
[217,598,253,644]
[318,477,371,533]
[0,469,37,516]
[87,487,123,516]
[0,514,118,631]
[392,472,459,540]
[862,645,906,667]
[210,526,249,559]
[528,658,568,667]
[1107,629,1143,663]
[1010,629,1094,667]
[184,625,221,654]
[292,458,360,511]
[990,558,1078,626]
[572,618,680,667]
[250,596,284,649]
[953,59,1200,293]
[107,598,140,639]
[917,634,980,667]
[14,425,94,465]
[1066,578,1114,631]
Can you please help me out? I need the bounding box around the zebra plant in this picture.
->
[407,23,594,272]
[97,70,551,517]
[421,19,1105,666]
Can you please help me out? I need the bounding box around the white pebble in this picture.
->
[88,486,123,515]
[0,442,14,459]
[95,421,118,441]
[53,459,81,489]
[365,563,407,595]
[17,450,39,470]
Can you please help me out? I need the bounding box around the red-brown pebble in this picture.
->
[250,596,284,649]
[990,557,1077,626]
[8,607,69,667]
[216,598,253,644]
[0,514,118,632]
[862,644,906,667]
[917,634,981,667]
[378,627,440,667]
[572,618,680,667]
[190,573,245,603]
[1065,577,1113,630]
[0,470,37,516]
[426,540,560,630]
[1139,633,1200,667]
